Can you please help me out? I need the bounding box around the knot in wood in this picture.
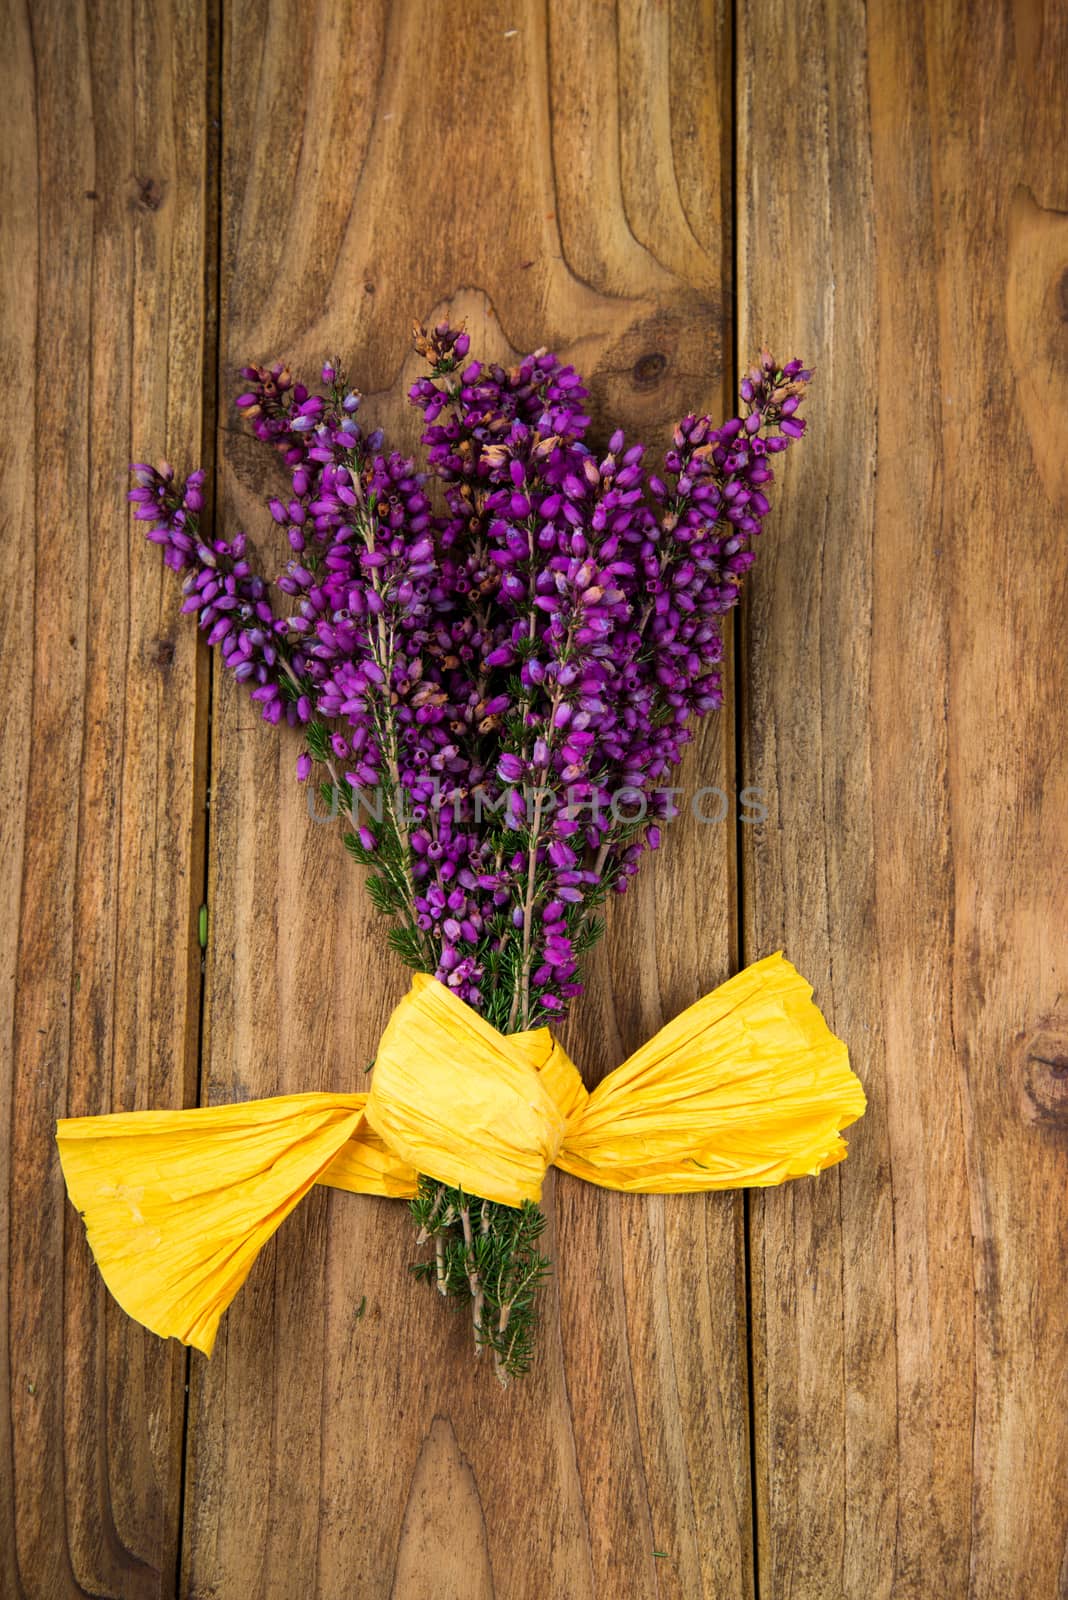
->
[632,352,668,389]
[133,175,164,213]
[1018,1025,1068,1127]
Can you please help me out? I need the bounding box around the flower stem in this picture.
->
[459,1203,485,1349]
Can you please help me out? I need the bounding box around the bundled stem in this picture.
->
[410,1178,550,1382]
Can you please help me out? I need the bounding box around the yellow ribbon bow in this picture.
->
[56,952,865,1356]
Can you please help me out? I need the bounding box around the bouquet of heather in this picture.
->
[56,325,865,1383]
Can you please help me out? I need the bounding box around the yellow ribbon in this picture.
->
[56,952,865,1356]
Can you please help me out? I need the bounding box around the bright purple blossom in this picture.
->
[132,330,811,1027]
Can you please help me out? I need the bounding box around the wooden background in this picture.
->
[3,0,1066,1595]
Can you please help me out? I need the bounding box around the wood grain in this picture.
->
[0,0,212,1594]
[179,3,748,1598]
[739,0,1068,1595]
[6,0,1068,1595]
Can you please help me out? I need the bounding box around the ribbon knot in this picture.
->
[56,953,865,1355]
[364,974,579,1206]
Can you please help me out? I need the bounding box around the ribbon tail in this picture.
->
[556,952,867,1193]
[317,1126,419,1198]
[56,1093,369,1355]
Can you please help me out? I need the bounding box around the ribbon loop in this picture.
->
[556,954,866,1190]
[56,1094,374,1355]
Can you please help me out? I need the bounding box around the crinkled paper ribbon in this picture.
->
[56,952,866,1355]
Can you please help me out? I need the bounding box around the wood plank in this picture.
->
[180,2,751,1596]
[1,0,214,1594]
[738,0,1068,1593]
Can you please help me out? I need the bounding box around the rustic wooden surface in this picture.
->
[739,1,1068,1594]
[2,1,211,1595]
[2,0,1066,1595]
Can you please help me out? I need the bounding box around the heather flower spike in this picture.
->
[109,328,827,1380]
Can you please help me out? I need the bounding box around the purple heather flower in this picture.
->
[135,333,810,1024]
